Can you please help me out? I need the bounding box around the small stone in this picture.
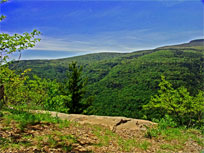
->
[43,146,49,152]
[79,148,87,152]
[72,143,80,147]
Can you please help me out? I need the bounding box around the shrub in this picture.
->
[143,76,204,128]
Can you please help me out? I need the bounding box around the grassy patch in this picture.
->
[160,143,183,151]
[3,108,70,131]
[33,133,77,151]
[118,137,137,152]
[160,144,175,150]
[0,108,73,151]
[138,140,151,150]
[92,126,112,146]
[145,124,204,152]
[161,128,182,141]
[118,137,151,152]
[0,135,32,150]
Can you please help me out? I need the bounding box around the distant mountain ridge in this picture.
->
[157,39,204,49]
[190,39,204,43]
[11,39,204,118]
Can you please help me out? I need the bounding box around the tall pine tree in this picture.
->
[66,62,87,113]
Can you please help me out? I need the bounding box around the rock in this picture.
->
[43,146,49,152]
[28,110,157,132]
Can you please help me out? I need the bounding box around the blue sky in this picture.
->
[1,0,203,59]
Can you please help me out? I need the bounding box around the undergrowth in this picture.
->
[2,107,70,131]
[145,115,204,150]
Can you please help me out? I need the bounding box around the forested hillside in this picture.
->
[11,39,204,118]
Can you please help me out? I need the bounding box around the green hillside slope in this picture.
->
[12,52,125,80]
[11,39,204,118]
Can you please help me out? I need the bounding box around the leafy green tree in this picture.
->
[0,0,40,108]
[2,68,31,106]
[43,80,71,113]
[65,61,87,113]
[143,76,204,127]
[27,75,71,112]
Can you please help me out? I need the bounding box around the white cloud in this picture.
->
[31,29,203,53]
[155,0,201,7]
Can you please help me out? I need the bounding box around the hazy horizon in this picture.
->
[8,38,202,60]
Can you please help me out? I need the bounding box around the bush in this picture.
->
[145,115,178,139]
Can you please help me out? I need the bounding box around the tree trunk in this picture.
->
[0,84,4,105]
